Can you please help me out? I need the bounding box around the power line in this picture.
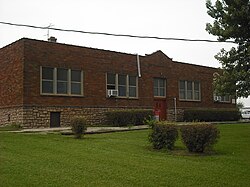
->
[0,21,236,44]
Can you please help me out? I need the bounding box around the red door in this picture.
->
[154,99,167,120]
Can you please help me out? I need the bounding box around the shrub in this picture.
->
[149,122,178,150]
[180,123,220,153]
[105,109,153,127]
[71,117,88,139]
[183,108,240,122]
[143,115,156,128]
[0,123,22,131]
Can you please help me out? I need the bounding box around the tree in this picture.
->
[237,101,244,110]
[206,0,250,98]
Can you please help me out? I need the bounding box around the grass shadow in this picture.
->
[146,145,223,157]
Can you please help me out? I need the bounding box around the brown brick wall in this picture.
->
[22,39,154,108]
[168,61,235,109]
[0,40,24,107]
[0,38,236,127]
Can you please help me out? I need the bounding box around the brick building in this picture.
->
[0,38,236,128]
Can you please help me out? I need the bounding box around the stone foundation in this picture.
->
[0,107,24,126]
[1,105,188,128]
[0,106,150,128]
[167,108,184,122]
[22,106,114,128]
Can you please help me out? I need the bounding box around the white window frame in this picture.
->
[106,73,138,98]
[179,80,201,101]
[40,66,83,96]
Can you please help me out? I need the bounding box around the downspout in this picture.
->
[136,54,141,78]
[174,98,177,121]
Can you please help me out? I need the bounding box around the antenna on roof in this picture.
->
[46,23,57,42]
[47,23,54,40]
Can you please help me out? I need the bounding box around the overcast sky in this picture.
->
[0,0,249,106]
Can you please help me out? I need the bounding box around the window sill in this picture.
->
[214,101,231,104]
[179,99,201,102]
[154,96,166,99]
[40,93,84,97]
[107,96,139,100]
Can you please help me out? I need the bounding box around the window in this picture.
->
[179,80,186,100]
[129,76,137,97]
[186,81,193,100]
[118,75,127,97]
[107,73,116,90]
[214,95,231,103]
[106,73,138,98]
[179,80,200,101]
[71,70,82,95]
[194,82,200,100]
[57,68,68,94]
[42,67,54,94]
[221,95,230,102]
[41,67,83,96]
[154,78,166,97]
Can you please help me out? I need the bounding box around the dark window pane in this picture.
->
[71,83,81,95]
[118,86,126,96]
[224,95,230,101]
[187,81,192,90]
[129,87,136,97]
[153,79,158,88]
[42,67,53,80]
[180,90,185,99]
[107,85,116,90]
[57,82,67,94]
[42,81,53,93]
[159,88,165,96]
[159,79,165,87]
[154,88,158,96]
[71,70,81,82]
[222,95,230,102]
[107,73,116,85]
[118,75,126,85]
[107,85,115,90]
[129,76,136,86]
[194,82,200,91]
[57,68,68,81]
[194,92,200,100]
[180,80,185,89]
[187,91,193,100]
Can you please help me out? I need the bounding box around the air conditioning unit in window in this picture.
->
[108,89,118,97]
[214,96,221,102]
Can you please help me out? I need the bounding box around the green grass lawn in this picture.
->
[1,124,250,187]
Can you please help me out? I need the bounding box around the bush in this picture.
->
[0,123,22,131]
[149,122,178,150]
[71,117,88,139]
[105,109,153,127]
[143,115,156,128]
[183,108,240,122]
[180,123,220,153]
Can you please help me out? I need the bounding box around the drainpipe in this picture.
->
[174,98,177,122]
[136,54,141,78]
